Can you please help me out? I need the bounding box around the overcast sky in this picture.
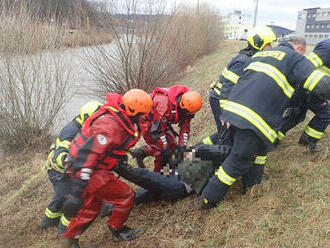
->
[176,0,330,30]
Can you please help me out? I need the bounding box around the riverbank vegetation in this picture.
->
[0,0,223,152]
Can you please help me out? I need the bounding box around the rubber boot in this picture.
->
[109,225,144,242]
[59,238,80,248]
[298,132,321,153]
[130,145,149,168]
[41,215,60,229]
[199,175,229,209]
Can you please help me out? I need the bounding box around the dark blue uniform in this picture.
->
[278,39,330,151]
[42,101,101,232]
[206,46,267,189]
[201,41,330,207]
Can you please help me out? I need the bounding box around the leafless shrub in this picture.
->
[0,12,74,151]
[83,0,223,97]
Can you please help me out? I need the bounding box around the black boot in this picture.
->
[130,146,149,168]
[41,216,60,229]
[109,225,144,241]
[298,132,321,153]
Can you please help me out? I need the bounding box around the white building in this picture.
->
[296,7,330,44]
[223,10,253,40]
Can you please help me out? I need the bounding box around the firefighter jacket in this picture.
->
[221,41,330,148]
[307,38,330,76]
[46,101,102,173]
[139,85,192,149]
[68,93,139,181]
[210,46,257,99]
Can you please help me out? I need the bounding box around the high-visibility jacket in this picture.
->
[210,47,256,99]
[221,41,330,147]
[307,38,330,76]
[46,101,102,173]
[68,93,139,180]
[139,85,192,149]
[279,39,330,141]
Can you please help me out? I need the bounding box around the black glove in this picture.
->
[63,195,83,218]
[161,148,170,163]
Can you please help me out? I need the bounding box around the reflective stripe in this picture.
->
[210,82,222,95]
[80,168,92,180]
[60,214,70,227]
[306,52,323,68]
[304,126,323,140]
[221,100,277,143]
[215,166,236,186]
[277,131,285,140]
[55,152,67,168]
[221,68,239,84]
[45,208,62,219]
[319,66,330,77]
[202,136,213,145]
[183,133,189,145]
[254,155,267,165]
[56,138,71,149]
[245,62,294,98]
[303,69,325,91]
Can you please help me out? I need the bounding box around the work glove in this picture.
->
[161,148,170,163]
[63,195,83,218]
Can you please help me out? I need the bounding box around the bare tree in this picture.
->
[0,11,74,151]
[83,0,223,97]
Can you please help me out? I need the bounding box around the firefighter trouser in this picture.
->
[280,96,330,143]
[209,93,222,132]
[43,169,72,230]
[144,129,177,173]
[113,163,187,201]
[63,170,134,239]
[202,128,268,205]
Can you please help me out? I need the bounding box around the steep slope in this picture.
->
[0,40,329,248]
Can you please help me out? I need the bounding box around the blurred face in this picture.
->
[293,44,306,55]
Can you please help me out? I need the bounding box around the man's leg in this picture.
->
[209,94,222,132]
[42,169,71,228]
[200,128,267,208]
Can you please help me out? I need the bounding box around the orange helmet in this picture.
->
[179,91,202,114]
[122,89,153,116]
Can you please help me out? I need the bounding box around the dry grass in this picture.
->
[0,40,329,248]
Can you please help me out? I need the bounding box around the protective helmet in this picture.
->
[247,26,276,50]
[122,89,153,116]
[179,91,203,114]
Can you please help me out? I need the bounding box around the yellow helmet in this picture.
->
[247,26,276,50]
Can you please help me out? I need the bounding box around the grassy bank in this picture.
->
[0,40,329,248]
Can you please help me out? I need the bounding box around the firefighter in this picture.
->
[209,26,276,133]
[278,39,330,152]
[42,101,102,233]
[60,89,153,248]
[205,26,276,190]
[199,36,330,209]
[133,85,202,173]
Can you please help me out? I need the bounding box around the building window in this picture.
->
[327,24,330,28]
[307,14,311,18]
[316,25,319,28]
[311,24,315,28]
[321,24,325,28]
[306,25,310,29]
[312,14,316,18]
